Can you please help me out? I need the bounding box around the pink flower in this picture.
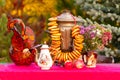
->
[80,26,85,34]
[90,32,96,39]
[106,32,112,40]
[102,32,112,45]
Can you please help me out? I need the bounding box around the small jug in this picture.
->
[83,51,97,68]
[36,44,53,70]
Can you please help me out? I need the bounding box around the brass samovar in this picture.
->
[48,11,83,63]
[57,11,81,51]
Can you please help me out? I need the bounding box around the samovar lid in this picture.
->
[57,10,81,22]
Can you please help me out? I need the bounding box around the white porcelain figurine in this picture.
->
[36,44,53,70]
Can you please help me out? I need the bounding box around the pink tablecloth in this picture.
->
[0,63,120,80]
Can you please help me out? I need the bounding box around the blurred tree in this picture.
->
[0,0,12,62]
[0,0,58,62]
[75,0,120,27]
[56,0,76,15]
[0,13,12,62]
[1,0,58,44]
[75,0,120,62]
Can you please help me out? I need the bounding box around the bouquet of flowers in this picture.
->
[80,23,112,52]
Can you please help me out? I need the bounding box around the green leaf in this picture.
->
[0,13,8,31]
[0,0,6,7]
[1,13,8,25]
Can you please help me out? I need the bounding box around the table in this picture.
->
[0,63,120,80]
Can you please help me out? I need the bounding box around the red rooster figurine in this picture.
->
[7,18,37,65]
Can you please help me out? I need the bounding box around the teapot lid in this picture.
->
[57,10,81,22]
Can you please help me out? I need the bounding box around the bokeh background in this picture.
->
[0,0,120,63]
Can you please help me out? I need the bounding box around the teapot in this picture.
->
[36,44,53,70]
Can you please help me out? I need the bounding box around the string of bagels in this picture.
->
[48,16,84,63]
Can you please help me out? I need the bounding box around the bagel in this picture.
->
[51,41,61,44]
[75,35,84,39]
[58,52,64,62]
[48,17,57,21]
[72,25,79,31]
[48,21,58,26]
[54,51,62,60]
[75,50,81,55]
[51,36,61,40]
[70,52,78,59]
[50,31,60,34]
[74,45,83,51]
[50,49,60,55]
[72,51,80,58]
[51,44,61,47]
[74,42,83,47]
[51,40,61,42]
[72,32,80,37]
[72,28,80,34]
[68,52,74,60]
[51,35,60,38]
[50,50,57,55]
[63,53,67,62]
[52,33,61,36]
[67,52,72,61]
[62,53,65,62]
[74,38,84,43]
[51,40,61,43]
[75,50,81,57]
[65,53,68,62]
[50,28,60,31]
[48,26,58,30]
[50,44,60,48]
